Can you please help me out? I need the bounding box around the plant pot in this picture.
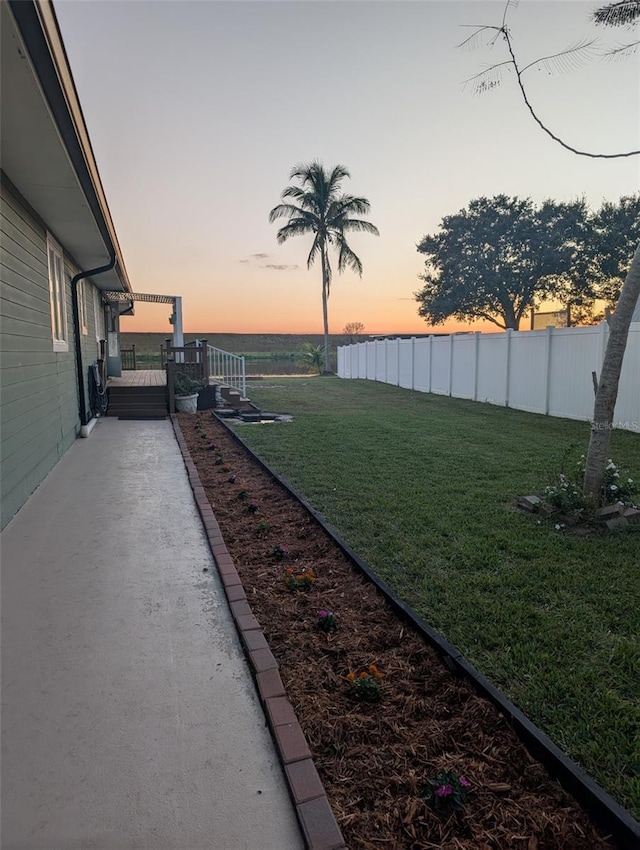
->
[175,393,199,413]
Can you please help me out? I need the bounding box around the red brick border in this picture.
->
[171,414,346,850]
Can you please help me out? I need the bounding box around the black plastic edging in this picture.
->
[215,413,640,850]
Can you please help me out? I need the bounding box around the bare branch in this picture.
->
[460,0,640,159]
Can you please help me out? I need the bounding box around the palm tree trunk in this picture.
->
[321,245,330,373]
[583,241,640,502]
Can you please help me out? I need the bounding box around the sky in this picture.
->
[54,0,640,335]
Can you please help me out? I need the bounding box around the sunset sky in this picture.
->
[54,0,639,335]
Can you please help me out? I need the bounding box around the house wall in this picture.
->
[0,178,81,529]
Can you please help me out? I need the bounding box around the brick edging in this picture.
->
[170,414,346,850]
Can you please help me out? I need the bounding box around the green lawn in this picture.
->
[234,377,640,816]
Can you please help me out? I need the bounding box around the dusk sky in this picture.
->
[54,1,639,335]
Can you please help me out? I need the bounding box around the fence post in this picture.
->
[505,328,513,408]
[448,333,454,396]
[167,359,175,414]
[384,339,388,384]
[201,339,209,382]
[543,326,553,415]
[411,337,416,391]
[473,332,480,401]
[428,335,433,393]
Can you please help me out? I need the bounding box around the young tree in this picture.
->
[415,195,590,330]
[462,1,640,504]
[269,162,379,373]
[343,321,365,343]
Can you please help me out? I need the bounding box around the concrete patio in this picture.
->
[1,418,304,850]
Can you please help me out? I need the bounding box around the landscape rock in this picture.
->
[605,516,629,531]
[594,504,625,520]
[622,507,640,523]
[517,495,541,513]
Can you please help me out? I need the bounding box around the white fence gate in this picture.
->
[337,324,640,432]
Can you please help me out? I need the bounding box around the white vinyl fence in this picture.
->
[337,324,640,432]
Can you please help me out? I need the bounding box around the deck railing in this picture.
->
[120,345,137,370]
[207,345,246,397]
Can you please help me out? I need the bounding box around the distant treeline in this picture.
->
[119,332,348,374]
[120,332,353,355]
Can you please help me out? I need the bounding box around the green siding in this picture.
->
[0,181,80,529]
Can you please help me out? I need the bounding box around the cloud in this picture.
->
[262,263,299,271]
[239,259,249,264]
[250,252,270,259]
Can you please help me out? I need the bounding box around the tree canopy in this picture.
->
[415,194,639,330]
[414,195,589,330]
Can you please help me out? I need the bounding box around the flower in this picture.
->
[368,664,383,679]
[317,609,328,618]
[346,672,356,682]
[459,776,471,787]
[435,785,453,798]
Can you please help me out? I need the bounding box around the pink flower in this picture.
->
[317,610,328,618]
[459,776,471,787]
[435,785,453,797]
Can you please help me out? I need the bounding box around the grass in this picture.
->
[233,376,640,816]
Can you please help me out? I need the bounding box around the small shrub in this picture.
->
[238,490,249,500]
[424,770,471,813]
[346,665,383,701]
[248,502,260,514]
[316,609,338,633]
[272,543,290,560]
[256,520,271,534]
[228,473,237,483]
[283,566,316,590]
[544,454,637,515]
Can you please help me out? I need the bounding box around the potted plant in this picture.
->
[173,370,207,413]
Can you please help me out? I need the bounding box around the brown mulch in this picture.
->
[178,412,615,850]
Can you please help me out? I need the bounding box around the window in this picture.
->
[79,280,88,335]
[46,235,68,351]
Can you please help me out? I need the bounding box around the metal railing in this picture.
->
[207,345,246,397]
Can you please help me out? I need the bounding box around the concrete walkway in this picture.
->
[1,418,304,850]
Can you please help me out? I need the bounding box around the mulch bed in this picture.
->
[178,412,615,850]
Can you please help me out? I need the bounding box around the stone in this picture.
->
[594,503,625,520]
[622,507,640,523]
[517,495,541,513]
[605,516,629,531]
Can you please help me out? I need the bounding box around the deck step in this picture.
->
[107,386,167,417]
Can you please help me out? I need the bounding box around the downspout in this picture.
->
[71,251,116,433]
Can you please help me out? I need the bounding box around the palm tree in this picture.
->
[269,162,379,373]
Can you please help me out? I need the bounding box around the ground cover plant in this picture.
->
[179,411,620,848]
[231,377,640,816]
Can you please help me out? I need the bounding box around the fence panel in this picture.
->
[547,326,603,421]
[398,339,413,388]
[430,338,450,395]
[412,338,431,393]
[508,330,547,414]
[451,335,475,399]
[615,325,640,430]
[336,323,640,431]
[476,335,507,406]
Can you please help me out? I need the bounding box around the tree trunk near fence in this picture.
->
[583,241,640,503]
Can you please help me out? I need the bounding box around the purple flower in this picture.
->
[459,776,471,788]
[317,610,328,618]
[435,785,453,798]
[228,474,237,483]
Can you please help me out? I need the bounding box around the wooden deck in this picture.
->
[108,370,166,387]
